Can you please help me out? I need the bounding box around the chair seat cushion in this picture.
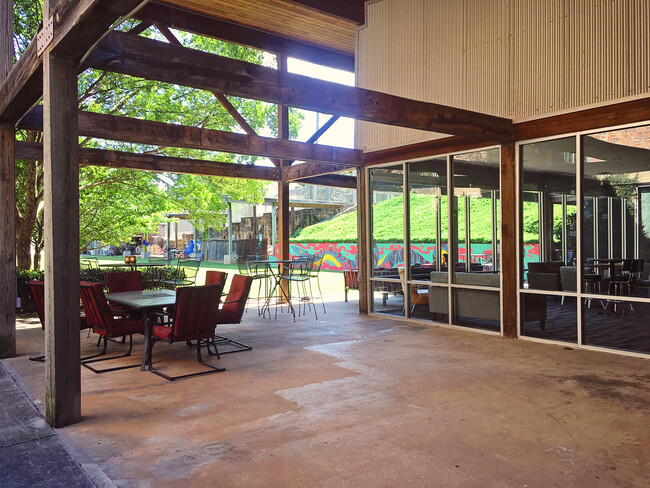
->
[152,325,214,342]
[110,318,144,336]
[217,311,241,324]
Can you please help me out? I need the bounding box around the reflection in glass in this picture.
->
[520,137,577,289]
[452,149,501,279]
[583,299,650,354]
[370,279,404,317]
[408,158,447,281]
[370,166,404,276]
[520,293,577,343]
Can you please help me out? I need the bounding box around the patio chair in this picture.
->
[343,269,359,302]
[28,281,90,362]
[106,270,143,293]
[287,256,317,318]
[162,258,201,289]
[148,284,225,381]
[79,282,145,373]
[308,255,327,313]
[205,270,228,287]
[210,274,253,354]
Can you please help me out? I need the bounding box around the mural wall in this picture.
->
[277,242,542,272]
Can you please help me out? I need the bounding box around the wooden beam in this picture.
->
[299,173,357,188]
[500,143,517,338]
[305,115,340,144]
[15,141,281,181]
[278,54,291,291]
[43,46,81,427]
[363,136,491,166]
[85,31,513,142]
[134,2,354,71]
[290,0,365,24]
[514,97,650,141]
[0,1,15,358]
[19,105,362,165]
[283,162,353,181]
[0,0,147,125]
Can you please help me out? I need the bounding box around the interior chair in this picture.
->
[210,274,253,354]
[28,281,90,362]
[148,284,225,381]
[79,282,145,373]
[162,258,200,288]
[106,270,143,293]
[608,259,634,296]
[398,267,429,313]
[527,261,564,291]
[559,266,577,305]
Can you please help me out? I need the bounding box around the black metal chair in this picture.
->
[162,258,200,289]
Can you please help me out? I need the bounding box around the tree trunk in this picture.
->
[16,132,43,270]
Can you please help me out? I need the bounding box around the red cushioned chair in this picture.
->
[210,274,253,355]
[148,284,224,381]
[105,270,143,293]
[205,270,228,287]
[28,281,89,362]
[80,282,145,373]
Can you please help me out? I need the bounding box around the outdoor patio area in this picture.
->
[2,298,649,487]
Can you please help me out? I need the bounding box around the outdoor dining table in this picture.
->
[105,289,177,371]
[251,259,300,320]
[100,262,168,287]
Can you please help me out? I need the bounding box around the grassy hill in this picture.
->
[291,194,571,244]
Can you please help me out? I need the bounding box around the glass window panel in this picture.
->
[451,285,500,332]
[370,166,404,277]
[452,148,501,281]
[583,300,650,354]
[520,293,578,343]
[582,127,650,302]
[520,137,576,289]
[407,157,448,282]
[370,279,404,317]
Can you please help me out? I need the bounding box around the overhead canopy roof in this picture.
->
[163,0,360,56]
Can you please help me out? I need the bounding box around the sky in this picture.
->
[287,58,355,150]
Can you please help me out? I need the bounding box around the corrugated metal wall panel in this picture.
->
[357,0,650,152]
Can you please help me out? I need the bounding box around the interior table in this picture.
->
[105,289,177,371]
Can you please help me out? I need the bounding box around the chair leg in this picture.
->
[82,335,141,374]
[148,338,225,381]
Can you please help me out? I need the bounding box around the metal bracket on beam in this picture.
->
[37,18,54,56]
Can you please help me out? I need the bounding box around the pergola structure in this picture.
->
[0,0,513,427]
[2,1,648,427]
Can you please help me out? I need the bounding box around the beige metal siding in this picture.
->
[357,0,650,151]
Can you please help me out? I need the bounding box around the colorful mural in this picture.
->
[276,242,541,272]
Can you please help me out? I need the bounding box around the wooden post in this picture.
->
[277,54,291,296]
[0,0,15,358]
[42,0,81,427]
[357,168,369,314]
[500,143,517,338]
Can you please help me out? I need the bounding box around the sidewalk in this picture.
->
[0,362,96,488]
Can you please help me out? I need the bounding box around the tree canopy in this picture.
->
[13,0,301,269]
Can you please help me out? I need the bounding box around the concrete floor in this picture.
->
[4,297,650,488]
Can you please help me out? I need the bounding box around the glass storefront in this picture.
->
[519,124,650,355]
[368,148,501,332]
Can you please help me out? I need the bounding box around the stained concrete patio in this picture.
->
[3,297,649,487]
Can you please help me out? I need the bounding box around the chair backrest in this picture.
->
[560,266,577,292]
[80,282,115,334]
[80,257,99,270]
[106,270,143,293]
[178,258,200,283]
[29,281,45,330]
[205,270,227,287]
[218,275,253,325]
[344,269,359,289]
[170,284,223,341]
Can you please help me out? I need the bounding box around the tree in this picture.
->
[13,0,301,269]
